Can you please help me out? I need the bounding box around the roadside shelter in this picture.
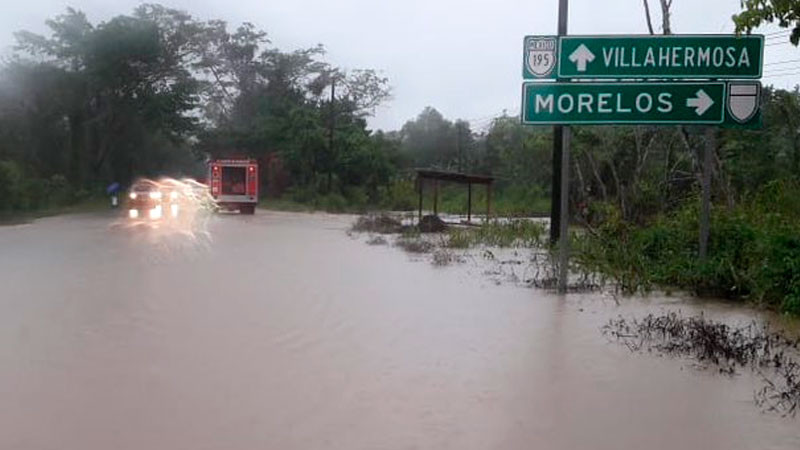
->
[415,169,494,224]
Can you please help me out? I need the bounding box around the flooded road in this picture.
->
[0,211,797,449]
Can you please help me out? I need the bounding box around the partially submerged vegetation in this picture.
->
[603,312,800,417]
[349,214,600,289]
[351,182,800,316]
[446,220,546,249]
[0,194,109,225]
[351,215,547,252]
[574,180,800,315]
[351,214,405,234]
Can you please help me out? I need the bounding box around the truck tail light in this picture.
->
[248,165,257,195]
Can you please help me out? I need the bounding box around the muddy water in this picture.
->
[0,211,797,450]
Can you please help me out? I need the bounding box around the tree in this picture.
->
[399,107,459,169]
[11,6,201,185]
[0,3,395,210]
[735,1,800,44]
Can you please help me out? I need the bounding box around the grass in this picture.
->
[258,198,317,213]
[446,219,547,249]
[395,235,435,253]
[350,214,404,234]
[572,181,800,315]
[430,184,551,218]
[0,197,109,225]
[604,312,800,416]
[259,180,552,217]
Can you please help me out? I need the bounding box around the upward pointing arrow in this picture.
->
[569,44,595,72]
[686,89,714,116]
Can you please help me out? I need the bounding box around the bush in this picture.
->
[574,181,800,314]
[0,163,86,213]
[46,174,72,206]
[288,185,317,204]
[316,193,348,212]
[0,160,24,211]
[380,178,417,211]
[343,186,368,210]
[446,219,546,248]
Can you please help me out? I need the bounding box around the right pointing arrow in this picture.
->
[687,89,714,116]
[569,44,595,72]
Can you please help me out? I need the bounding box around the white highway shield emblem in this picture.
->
[526,37,557,78]
[728,82,760,123]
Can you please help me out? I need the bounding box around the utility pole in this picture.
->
[550,0,569,245]
[328,76,335,193]
[699,127,714,260]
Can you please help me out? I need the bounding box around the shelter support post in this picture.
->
[486,183,492,222]
[418,178,424,223]
[467,183,472,223]
[433,180,439,216]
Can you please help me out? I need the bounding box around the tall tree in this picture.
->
[735,1,800,44]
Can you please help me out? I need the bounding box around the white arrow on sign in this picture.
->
[686,89,714,116]
[569,44,595,72]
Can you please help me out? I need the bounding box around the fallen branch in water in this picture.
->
[603,312,800,417]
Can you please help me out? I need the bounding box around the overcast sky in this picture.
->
[1,0,797,131]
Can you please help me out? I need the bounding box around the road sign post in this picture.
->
[550,0,569,252]
[558,35,764,79]
[525,35,764,81]
[523,82,727,125]
[557,125,571,294]
[522,29,764,293]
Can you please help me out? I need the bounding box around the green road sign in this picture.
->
[523,35,764,80]
[522,82,734,125]
[523,36,559,80]
[558,35,763,79]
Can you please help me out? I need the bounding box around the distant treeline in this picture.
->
[2,3,800,221]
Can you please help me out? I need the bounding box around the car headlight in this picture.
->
[128,209,139,219]
[170,191,178,201]
[149,205,162,219]
[129,192,137,200]
[149,191,163,200]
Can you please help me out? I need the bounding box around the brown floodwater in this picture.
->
[0,211,797,449]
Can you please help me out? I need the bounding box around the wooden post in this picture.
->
[486,183,492,222]
[433,180,439,216]
[418,177,424,223]
[699,127,714,260]
[467,183,472,223]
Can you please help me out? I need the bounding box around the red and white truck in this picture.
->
[208,158,259,214]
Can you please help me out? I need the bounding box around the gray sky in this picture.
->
[1,0,797,131]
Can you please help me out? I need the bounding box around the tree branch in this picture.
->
[643,0,656,35]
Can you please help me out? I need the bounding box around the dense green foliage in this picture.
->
[0,4,547,214]
[0,4,397,211]
[574,180,800,314]
[735,0,800,44]
[447,220,546,249]
[8,3,797,218]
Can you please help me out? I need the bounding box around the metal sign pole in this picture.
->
[555,0,570,293]
[557,127,571,293]
[550,0,569,245]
